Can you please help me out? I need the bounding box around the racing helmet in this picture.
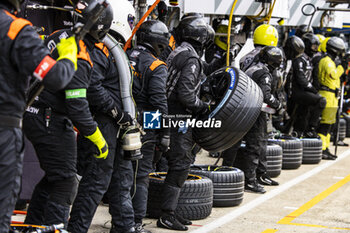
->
[253,24,278,46]
[181,12,203,20]
[176,16,209,48]
[108,0,135,43]
[214,24,233,51]
[316,34,325,52]
[283,36,305,60]
[75,0,114,42]
[205,24,215,49]
[326,36,346,58]
[295,24,313,38]
[302,33,320,57]
[5,0,24,11]
[259,46,284,70]
[136,20,170,56]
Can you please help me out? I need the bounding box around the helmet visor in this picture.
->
[311,43,318,52]
[128,14,135,30]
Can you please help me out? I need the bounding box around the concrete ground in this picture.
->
[85,137,350,233]
[86,138,350,233]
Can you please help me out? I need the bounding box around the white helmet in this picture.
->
[109,0,136,43]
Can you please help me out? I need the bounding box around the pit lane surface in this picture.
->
[89,138,350,233]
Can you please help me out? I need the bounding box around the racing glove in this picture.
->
[158,130,170,153]
[85,127,109,159]
[56,36,78,70]
[109,106,134,126]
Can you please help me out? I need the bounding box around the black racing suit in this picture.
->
[161,41,209,215]
[23,30,96,227]
[0,6,75,232]
[112,45,168,229]
[311,52,325,91]
[239,45,263,72]
[290,53,326,135]
[68,43,122,233]
[241,63,281,182]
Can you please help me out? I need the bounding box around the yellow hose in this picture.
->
[249,0,276,23]
[226,0,238,66]
[267,0,277,24]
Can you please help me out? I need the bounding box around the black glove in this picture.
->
[277,107,286,117]
[275,102,284,116]
[335,57,342,67]
[199,103,211,116]
[158,131,170,153]
[110,107,134,126]
[306,86,318,94]
[341,58,348,71]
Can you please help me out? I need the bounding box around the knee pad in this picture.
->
[50,176,79,205]
[319,97,327,109]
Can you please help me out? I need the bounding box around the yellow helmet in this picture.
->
[214,24,229,51]
[320,37,330,53]
[253,24,278,46]
[316,34,326,52]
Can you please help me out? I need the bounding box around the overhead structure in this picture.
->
[147,0,350,29]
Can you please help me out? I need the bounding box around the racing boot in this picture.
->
[157,213,188,231]
[322,148,337,160]
[245,179,266,194]
[175,213,192,225]
[257,174,279,186]
[135,223,152,233]
[336,140,349,146]
[110,225,135,233]
[304,130,319,139]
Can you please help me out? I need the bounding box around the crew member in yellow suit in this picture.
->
[317,37,345,160]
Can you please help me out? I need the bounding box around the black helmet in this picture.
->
[181,12,203,20]
[284,36,305,60]
[295,24,313,38]
[136,20,170,56]
[4,0,24,11]
[205,24,215,49]
[259,46,284,70]
[75,0,113,42]
[326,36,346,58]
[302,33,320,57]
[176,16,209,49]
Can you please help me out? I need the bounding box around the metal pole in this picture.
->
[138,0,147,22]
[317,7,350,12]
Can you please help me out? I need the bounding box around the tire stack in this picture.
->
[190,165,244,207]
[147,173,213,220]
[331,118,347,141]
[268,137,303,169]
[339,118,346,141]
[266,143,283,178]
[343,114,350,137]
[300,138,322,164]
